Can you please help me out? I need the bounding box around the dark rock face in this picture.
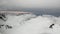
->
[0,14,6,21]
[0,24,12,29]
[0,25,4,28]
[49,24,55,28]
[5,25,12,29]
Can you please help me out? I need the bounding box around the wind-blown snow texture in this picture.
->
[0,14,60,34]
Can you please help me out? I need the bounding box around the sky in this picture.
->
[0,0,60,16]
[0,0,60,9]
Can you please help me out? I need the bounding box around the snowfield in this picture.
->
[0,14,60,34]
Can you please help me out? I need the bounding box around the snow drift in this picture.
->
[0,13,60,34]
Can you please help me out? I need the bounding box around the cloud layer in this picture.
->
[0,14,60,34]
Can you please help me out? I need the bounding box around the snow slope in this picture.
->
[0,14,60,34]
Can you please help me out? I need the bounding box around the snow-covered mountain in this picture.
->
[0,13,60,34]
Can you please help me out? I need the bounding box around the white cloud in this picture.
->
[0,14,60,34]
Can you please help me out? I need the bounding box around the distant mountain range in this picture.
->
[0,8,60,16]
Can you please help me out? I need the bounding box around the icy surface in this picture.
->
[0,14,60,34]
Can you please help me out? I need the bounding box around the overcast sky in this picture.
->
[0,0,60,9]
[0,0,60,16]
